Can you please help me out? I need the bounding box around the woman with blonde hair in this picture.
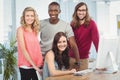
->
[16,7,43,80]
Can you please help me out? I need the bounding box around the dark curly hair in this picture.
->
[48,2,61,11]
[52,32,70,70]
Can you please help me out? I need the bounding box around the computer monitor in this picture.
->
[96,36,119,72]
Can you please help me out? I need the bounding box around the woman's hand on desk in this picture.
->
[70,69,76,73]
[74,62,80,71]
[74,65,80,71]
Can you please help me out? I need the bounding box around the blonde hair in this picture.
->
[20,7,40,35]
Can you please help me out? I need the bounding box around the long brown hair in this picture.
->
[72,2,91,28]
[20,7,40,35]
[52,32,70,70]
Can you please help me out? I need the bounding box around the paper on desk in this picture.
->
[74,69,93,76]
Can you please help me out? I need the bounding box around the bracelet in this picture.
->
[74,62,80,66]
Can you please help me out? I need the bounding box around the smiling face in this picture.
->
[24,11,35,26]
[57,36,67,54]
[48,4,61,24]
[77,5,87,20]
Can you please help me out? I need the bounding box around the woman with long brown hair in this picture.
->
[43,32,76,80]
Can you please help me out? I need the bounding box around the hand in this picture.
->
[70,69,76,73]
[33,66,42,75]
[74,62,80,71]
[74,65,80,71]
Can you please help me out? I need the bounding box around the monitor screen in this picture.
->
[96,36,119,71]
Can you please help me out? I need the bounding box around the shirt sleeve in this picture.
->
[91,20,99,52]
[65,23,74,39]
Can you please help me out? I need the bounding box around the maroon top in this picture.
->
[69,19,99,59]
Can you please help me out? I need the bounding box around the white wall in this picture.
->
[110,1,120,36]
[0,0,12,43]
[57,0,97,23]
[0,1,4,79]
[96,1,120,36]
[96,2,110,36]
[16,0,55,28]
[4,0,12,41]
[0,0,4,43]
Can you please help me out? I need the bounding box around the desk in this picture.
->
[46,71,120,80]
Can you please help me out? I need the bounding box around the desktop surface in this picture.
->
[46,71,120,80]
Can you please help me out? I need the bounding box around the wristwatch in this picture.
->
[74,62,80,66]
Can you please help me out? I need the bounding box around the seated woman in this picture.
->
[43,32,76,80]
